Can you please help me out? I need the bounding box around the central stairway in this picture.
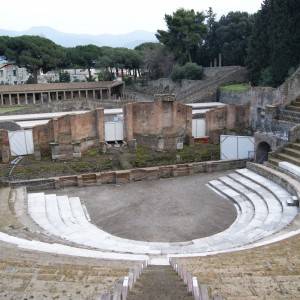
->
[127,266,194,300]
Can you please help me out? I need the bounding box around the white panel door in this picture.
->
[221,135,238,160]
[8,130,34,156]
[105,121,124,142]
[115,121,124,141]
[237,136,255,159]
[192,118,206,138]
[221,135,254,160]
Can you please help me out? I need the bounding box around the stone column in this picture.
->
[63,91,66,100]
[85,90,88,99]
[108,88,111,99]
[17,93,20,105]
[95,108,106,153]
[33,93,36,104]
[93,90,96,99]
[25,93,28,105]
[218,53,222,67]
[52,118,59,143]
[56,92,59,101]
[1,93,4,106]
[71,91,74,100]
[100,89,103,100]
[0,130,10,163]
[48,92,51,103]
[40,93,44,104]
[9,94,12,106]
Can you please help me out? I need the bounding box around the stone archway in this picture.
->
[256,141,271,164]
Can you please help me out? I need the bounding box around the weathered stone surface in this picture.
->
[33,109,105,160]
[124,97,193,151]
[0,129,10,163]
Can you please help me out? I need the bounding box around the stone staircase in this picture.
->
[176,66,247,103]
[278,96,300,123]
[127,266,194,300]
[285,96,300,112]
[269,141,300,167]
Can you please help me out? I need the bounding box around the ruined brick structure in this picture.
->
[124,95,193,151]
[205,104,250,143]
[33,109,105,160]
[0,130,10,163]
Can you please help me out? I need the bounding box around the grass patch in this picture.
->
[0,106,28,114]
[220,83,250,93]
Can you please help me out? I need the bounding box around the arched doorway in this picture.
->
[256,142,271,164]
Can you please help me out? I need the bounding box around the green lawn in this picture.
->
[0,106,27,114]
[220,83,250,93]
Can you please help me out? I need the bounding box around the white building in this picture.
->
[38,69,100,83]
[0,63,30,85]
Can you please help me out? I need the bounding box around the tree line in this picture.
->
[0,0,299,87]
[0,36,144,84]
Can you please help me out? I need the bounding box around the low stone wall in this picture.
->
[8,159,247,191]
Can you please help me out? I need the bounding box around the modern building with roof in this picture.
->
[0,62,30,85]
[0,81,125,106]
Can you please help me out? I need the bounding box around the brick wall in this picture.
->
[124,95,193,151]
[205,105,250,143]
[32,108,105,159]
[0,130,10,163]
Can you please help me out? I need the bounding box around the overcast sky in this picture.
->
[1,0,263,35]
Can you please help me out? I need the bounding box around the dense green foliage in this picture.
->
[247,0,300,86]
[171,63,203,81]
[2,35,65,83]
[156,9,207,63]
[207,12,254,66]
[59,71,71,83]
[0,2,299,86]
[135,42,174,79]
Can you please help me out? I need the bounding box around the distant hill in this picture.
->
[0,26,157,49]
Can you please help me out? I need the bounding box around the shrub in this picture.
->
[171,62,203,81]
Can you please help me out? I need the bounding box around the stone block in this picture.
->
[116,170,131,184]
[81,173,98,185]
[172,164,193,177]
[59,176,78,187]
[159,166,174,178]
[100,171,116,184]
[127,139,137,152]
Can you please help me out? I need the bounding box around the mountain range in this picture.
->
[0,26,157,49]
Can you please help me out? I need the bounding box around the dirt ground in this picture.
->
[0,144,220,181]
[53,171,236,243]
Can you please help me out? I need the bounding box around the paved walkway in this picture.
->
[56,172,236,242]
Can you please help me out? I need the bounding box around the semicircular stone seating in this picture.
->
[24,168,298,257]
